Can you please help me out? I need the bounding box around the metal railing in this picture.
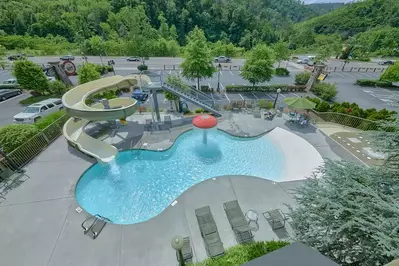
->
[310,111,381,131]
[1,115,69,177]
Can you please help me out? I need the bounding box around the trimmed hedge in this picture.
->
[137,64,148,71]
[225,84,306,92]
[311,83,337,102]
[20,95,60,105]
[356,79,393,87]
[0,124,41,153]
[275,68,290,76]
[34,110,65,130]
[194,241,289,266]
[200,85,214,92]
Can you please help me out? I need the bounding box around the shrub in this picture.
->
[0,124,40,153]
[48,80,67,95]
[295,72,312,85]
[85,90,117,105]
[225,84,306,92]
[316,101,331,112]
[78,63,101,84]
[275,68,290,76]
[13,59,49,95]
[20,95,59,105]
[194,241,289,266]
[356,79,393,87]
[34,110,65,130]
[200,85,213,92]
[195,108,204,113]
[138,64,148,71]
[311,82,337,101]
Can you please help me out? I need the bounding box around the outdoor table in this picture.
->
[245,210,259,231]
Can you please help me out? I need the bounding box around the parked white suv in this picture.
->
[13,98,63,124]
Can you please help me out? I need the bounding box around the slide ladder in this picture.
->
[162,83,222,117]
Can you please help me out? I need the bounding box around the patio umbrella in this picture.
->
[284,97,316,109]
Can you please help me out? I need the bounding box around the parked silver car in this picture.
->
[214,56,231,63]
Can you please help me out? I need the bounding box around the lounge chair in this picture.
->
[223,201,254,244]
[263,209,287,230]
[195,206,225,258]
[176,237,193,264]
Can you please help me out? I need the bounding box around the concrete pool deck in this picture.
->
[0,113,359,266]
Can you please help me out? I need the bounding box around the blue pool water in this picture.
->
[76,129,284,224]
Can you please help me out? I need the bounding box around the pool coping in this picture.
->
[73,127,277,224]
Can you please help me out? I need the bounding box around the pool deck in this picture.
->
[0,113,360,266]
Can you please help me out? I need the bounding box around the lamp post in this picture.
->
[217,63,222,92]
[171,235,185,266]
[273,88,281,109]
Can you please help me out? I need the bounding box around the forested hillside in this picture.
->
[0,0,317,56]
[0,0,398,58]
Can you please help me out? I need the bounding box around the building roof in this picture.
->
[242,242,339,266]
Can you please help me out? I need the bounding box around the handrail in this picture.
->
[310,110,381,131]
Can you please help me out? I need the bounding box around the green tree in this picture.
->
[13,60,49,95]
[289,159,399,266]
[77,63,101,84]
[240,44,275,87]
[273,41,290,67]
[380,63,399,82]
[315,34,342,63]
[181,27,215,90]
[0,45,6,69]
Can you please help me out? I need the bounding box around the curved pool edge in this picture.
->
[73,126,324,225]
[73,126,278,197]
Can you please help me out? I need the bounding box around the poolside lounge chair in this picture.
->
[176,237,193,264]
[223,200,254,244]
[263,209,287,230]
[195,206,225,258]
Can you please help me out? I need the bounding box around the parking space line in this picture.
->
[220,71,223,76]
[179,70,182,75]
[208,83,211,88]
[265,93,273,99]
[169,70,171,74]
[229,70,233,76]
[292,92,300,98]
[279,93,286,98]
[238,93,244,100]
[224,92,230,102]
[252,93,259,99]
[0,93,27,105]
[157,70,161,75]
[220,83,225,91]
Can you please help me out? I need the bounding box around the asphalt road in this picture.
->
[0,93,31,126]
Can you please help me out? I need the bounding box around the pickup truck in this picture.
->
[0,79,21,89]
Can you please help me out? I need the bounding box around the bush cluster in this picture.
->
[356,79,393,87]
[225,84,306,92]
[307,96,397,121]
[194,241,289,266]
[275,68,290,76]
[200,85,214,92]
[311,82,337,102]
[295,72,312,85]
[137,64,148,71]
[0,109,66,153]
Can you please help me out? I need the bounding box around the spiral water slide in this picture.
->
[62,75,151,163]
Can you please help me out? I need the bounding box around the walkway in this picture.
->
[0,112,359,266]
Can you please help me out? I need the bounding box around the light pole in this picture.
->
[217,63,222,93]
[171,235,185,266]
[273,88,281,109]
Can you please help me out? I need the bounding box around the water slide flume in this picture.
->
[62,75,150,163]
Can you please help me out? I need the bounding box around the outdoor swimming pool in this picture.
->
[75,129,284,224]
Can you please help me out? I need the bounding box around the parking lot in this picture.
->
[1,57,398,128]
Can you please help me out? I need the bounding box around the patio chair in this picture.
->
[195,206,225,258]
[223,200,254,244]
[0,169,30,201]
[176,237,193,264]
[263,209,287,230]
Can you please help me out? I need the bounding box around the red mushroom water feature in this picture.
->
[192,114,218,144]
